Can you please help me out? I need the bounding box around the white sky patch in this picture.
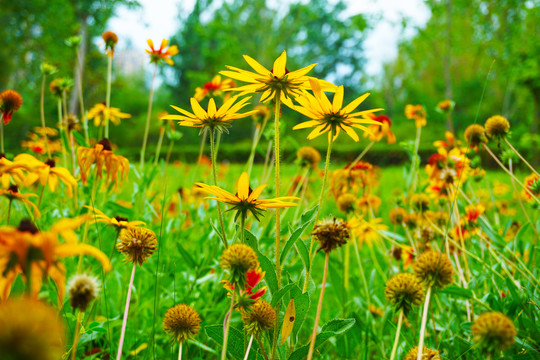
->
[107,0,430,76]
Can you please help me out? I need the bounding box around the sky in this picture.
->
[107,0,430,76]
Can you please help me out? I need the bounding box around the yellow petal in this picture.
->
[342,92,370,114]
[332,86,344,112]
[243,55,271,76]
[56,244,112,272]
[237,172,250,200]
[248,184,267,202]
[160,39,169,50]
[273,50,287,78]
[190,98,208,120]
[208,98,217,118]
[147,39,154,50]
[342,125,359,142]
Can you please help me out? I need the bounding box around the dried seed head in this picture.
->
[163,304,201,343]
[0,297,66,360]
[464,124,487,148]
[485,115,510,139]
[384,273,425,315]
[117,227,157,265]
[404,346,441,360]
[336,193,357,214]
[68,274,100,311]
[241,299,276,335]
[472,312,516,356]
[312,218,350,254]
[413,250,454,289]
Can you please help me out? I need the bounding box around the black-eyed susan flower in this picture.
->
[68,274,100,311]
[194,75,235,101]
[83,205,145,230]
[0,217,111,302]
[312,218,350,254]
[0,297,66,360]
[297,146,321,169]
[102,31,118,56]
[0,185,40,218]
[117,227,157,265]
[0,155,29,188]
[364,114,396,144]
[0,89,23,125]
[161,95,258,134]
[405,104,427,128]
[385,273,425,315]
[404,346,441,360]
[15,154,77,197]
[413,250,454,289]
[87,103,131,127]
[292,79,382,142]
[196,171,299,222]
[241,299,276,335]
[77,138,129,190]
[146,39,178,66]
[220,243,259,288]
[163,304,202,343]
[221,50,337,105]
[389,207,408,225]
[485,115,510,139]
[472,312,516,356]
[349,217,388,248]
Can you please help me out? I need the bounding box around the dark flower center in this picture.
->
[97,138,112,151]
[8,185,18,193]
[45,159,56,167]
[114,216,129,222]
[17,219,39,234]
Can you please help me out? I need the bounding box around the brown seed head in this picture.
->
[117,227,157,265]
[163,304,201,343]
[312,218,350,254]
[68,274,100,311]
[464,124,487,148]
[241,299,276,335]
[413,250,454,289]
[384,273,425,315]
[485,115,510,139]
[472,312,516,355]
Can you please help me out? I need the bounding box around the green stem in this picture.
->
[105,54,112,138]
[350,140,374,168]
[416,286,432,360]
[255,335,270,360]
[210,129,228,248]
[389,310,404,360]
[240,214,245,243]
[40,75,51,158]
[76,48,89,145]
[353,240,370,304]
[246,113,270,175]
[504,138,539,176]
[306,252,330,360]
[410,126,422,192]
[154,128,165,166]
[303,134,334,292]
[7,199,12,225]
[140,64,158,169]
[71,310,83,360]
[58,99,67,166]
[221,289,235,360]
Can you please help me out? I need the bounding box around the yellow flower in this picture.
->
[0,155,28,188]
[292,79,382,142]
[161,95,258,134]
[194,75,236,101]
[405,104,427,128]
[83,205,145,230]
[220,50,336,105]
[363,114,396,144]
[15,154,77,197]
[77,139,129,191]
[0,185,40,218]
[196,171,298,222]
[349,217,388,247]
[87,103,131,127]
[146,39,179,66]
[0,217,111,302]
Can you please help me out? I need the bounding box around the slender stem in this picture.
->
[292,167,311,223]
[140,64,158,169]
[353,240,370,304]
[210,129,228,248]
[221,289,235,360]
[154,128,165,165]
[105,54,112,138]
[416,286,432,360]
[197,128,208,165]
[7,199,12,225]
[389,310,404,360]
[0,114,4,154]
[240,215,245,243]
[307,252,330,360]
[71,310,83,360]
[243,334,254,360]
[303,133,334,293]
[178,341,183,360]
[255,335,270,360]
[504,138,539,176]
[410,126,422,192]
[274,97,282,287]
[76,48,89,145]
[116,263,137,360]
[40,75,51,157]
[246,113,270,175]
[350,140,374,168]
[58,99,67,166]
[483,144,540,205]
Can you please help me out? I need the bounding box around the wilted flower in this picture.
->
[472,312,516,355]
[68,274,100,311]
[297,146,321,169]
[102,31,118,55]
[312,218,350,254]
[464,124,487,150]
[15,154,77,197]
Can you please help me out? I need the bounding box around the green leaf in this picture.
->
[479,220,506,248]
[295,239,310,273]
[258,251,278,296]
[271,283,296,307]
[290,285,310,340]
[280,206,318,264]
[176,243,197,268]
[72,131,88,147]
[288,318,356,360]
[440,285,473,299]
[205,325,244,360]
[245,229,259,252]
[379,230,406,243]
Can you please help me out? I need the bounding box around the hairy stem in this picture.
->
[116,263,137,360]
[210,129,228,248]
[389,310,404,360]
[221,289,235,360]
[416,286,432,360]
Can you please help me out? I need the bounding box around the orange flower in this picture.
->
[0,90,23,124]
[522,173,540,202]
[146,39,179,66]
[15,154,77,197]
[194,75,236,101]
[363,114,396,144]
[0,185,40,218]
[405,104,427,128]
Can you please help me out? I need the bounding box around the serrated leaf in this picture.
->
[281,299,295,345]
[205,325,244,360]
[288,318,356,360]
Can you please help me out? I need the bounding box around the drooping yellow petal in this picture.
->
[56,244,112,272]
[248,184,267,202]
